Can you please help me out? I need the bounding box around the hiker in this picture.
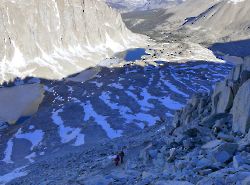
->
[119,150,125,164]
[114,154,120,166]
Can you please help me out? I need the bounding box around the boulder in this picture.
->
[211,143,238,163]
[242,176,250,185]
[183,139,195,150]
[232,79,250,134]
[201,140,223,150]
[0,120,8,130]
[183,128,200,137]
[153,152,165,168]
[195,157,213,169]
[139,144,153,165]
[200,113,229,128]
[173,110,182,128]
[240,70,250,84]
[233,154,244,169]
[217,132,234,142]
[238,131,250,151]
[148,149,158,159]
[198,169,213,176]
[167,148,177,162]
[225,171,250,184]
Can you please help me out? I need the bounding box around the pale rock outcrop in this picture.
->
[232,79,250,134]
[212,58,250,116]
[173,93,211,127]
[0,83,44,123]
[212,80,235,114]
[174,59,249,136]
[167,59,250,184]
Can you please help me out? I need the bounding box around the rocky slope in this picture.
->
[0,0,144,83]
[105,0,184,12]
[182,0,250,41]
[0,0,250,184]
[0,45,233,184]
[123,0,250,43]
[3,57,249,185]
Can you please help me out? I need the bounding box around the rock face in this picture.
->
[0,0,144,83]
[232,79,250,133]
[212,80,235,114]
[210,59,250,134]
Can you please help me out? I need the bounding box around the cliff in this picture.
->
[0,0,144,83]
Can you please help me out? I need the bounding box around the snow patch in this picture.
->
[2,138,14,164]
[15,129,44,150]
[82,101,123,139]
[25,152,36,163]
[160,71,189,98]
[51,108,85,146]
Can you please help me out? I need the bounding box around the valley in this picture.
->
[0,0,250,185]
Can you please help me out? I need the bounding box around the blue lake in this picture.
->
[124,48,149,61]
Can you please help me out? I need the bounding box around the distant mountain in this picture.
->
[105,0,184,12]
[122,0,250,43]
[0,0,144,83]
[181,0,250,40]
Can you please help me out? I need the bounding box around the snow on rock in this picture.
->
[0,166,28,185]
[15,128,44,150]
[2,138,14,164]
[51,109,85,146]
[82,101,123,139]
[25,152,36,163]
[108,82,124,90]
[126,87,183,111]
[1,128,44,164]
[125,89,154,112]
[159,96,184,110]
[99,91,159,127]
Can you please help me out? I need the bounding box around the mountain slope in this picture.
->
[0,0,144,83]
[3,58,249,185]
[123,0,250,43]
[182,0,250,40]
[105,0,184,12]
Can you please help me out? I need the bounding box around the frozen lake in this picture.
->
[124,48,148,61]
